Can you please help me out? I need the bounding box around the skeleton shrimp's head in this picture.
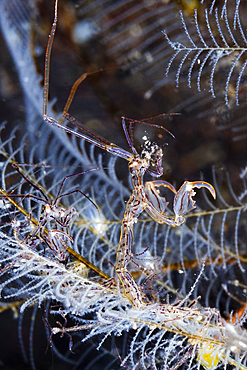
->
[141,137,163,177]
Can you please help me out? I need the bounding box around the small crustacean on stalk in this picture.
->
[4,163,98,261]
[43,0,216,307]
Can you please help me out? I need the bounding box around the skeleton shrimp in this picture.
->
[9,163,98,261]
[43,0,216,307]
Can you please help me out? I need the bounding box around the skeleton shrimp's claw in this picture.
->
[173,181,216,225]
[144,180,176,214]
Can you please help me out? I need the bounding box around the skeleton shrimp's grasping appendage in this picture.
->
[43,0,216,307]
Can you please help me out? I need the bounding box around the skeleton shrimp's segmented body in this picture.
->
[43,0,216,307]
[114,137,216,307]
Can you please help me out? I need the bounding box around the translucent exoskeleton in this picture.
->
[46,229,73,261]
[6,163,98,261]
[43,0,216,305]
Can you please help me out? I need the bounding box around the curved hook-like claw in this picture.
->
[145,180,176,214]
[190,181,216,199]
[174,181,216,219]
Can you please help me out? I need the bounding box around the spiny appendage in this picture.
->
[173,181,216,224]
[144,180,216,227]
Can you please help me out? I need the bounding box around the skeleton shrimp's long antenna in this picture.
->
[43,0,58,117]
